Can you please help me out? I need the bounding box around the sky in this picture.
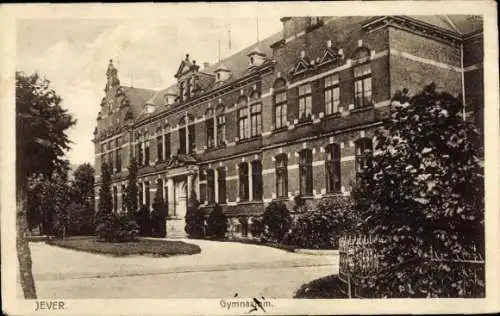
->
[16,17,282,166]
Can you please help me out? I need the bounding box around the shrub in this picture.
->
[66,202,95,236]
[285,196,356,249]
[250,218,264,238]
[206,204,227,238]
[185,197,204,238]
[262,201,292,242]
[95,212,139,242]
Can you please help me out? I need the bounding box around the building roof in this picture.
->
[121,86,158,117]
[407,15,483,36]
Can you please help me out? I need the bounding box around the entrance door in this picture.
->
[175,179,187,219]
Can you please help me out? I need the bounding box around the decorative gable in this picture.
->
[319,40,343,66]
[290,50,313,76]
[175,54,200,79]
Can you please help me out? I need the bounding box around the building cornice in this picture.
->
[362,16,477,46]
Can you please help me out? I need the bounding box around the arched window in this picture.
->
[325,143,341,193]
[273,79,287,130]
[239,163,249,201]
[275,154,288,198]
[355,137,373,177]
[299,149,313,195]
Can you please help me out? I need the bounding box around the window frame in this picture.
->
[275,154,288,199]
[251,160,263,201]
[206,169,215,204]
[298,84,313,122]
[355,137,373,177]
[353,63,373,108]
[324,74,340,115]
[250,103,262,137]
[217,167,226,204]
[299,149,313,196]
[239,163,249,202]
[238,107,249,140]
[325,143,341,193]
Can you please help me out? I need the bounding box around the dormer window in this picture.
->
[247,48,266,69]
[214,63,231,83]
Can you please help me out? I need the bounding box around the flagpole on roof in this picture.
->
[228,22,232,55]
[218,37,221,63]
[256,17,259,42]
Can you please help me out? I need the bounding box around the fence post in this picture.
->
[347,273,352,298]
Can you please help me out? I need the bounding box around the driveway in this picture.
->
[26,239,338,299]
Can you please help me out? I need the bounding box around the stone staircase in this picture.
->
[166,218,187,238]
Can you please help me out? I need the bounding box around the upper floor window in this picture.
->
[298,84,312,122]
[216,113,226,146]
[238,107,249,140]
[275,154,288,198]
[324,74,340,115]
[299,149,313,195]
[239,163,249,201]
[144,139,150,165]
[251,160,263,201]
[156,131,164,162]
[354,63,372,108]
[115,147,122,172]
[217,167,226,204]
[179,116,195,154]
[325,143,341,193]
[274,91,287,129]
[206,108,215,148]
[250,103,262,137]
[164,131,171,159]
[355,137,373,177]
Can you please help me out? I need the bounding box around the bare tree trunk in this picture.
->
[16,176,37,299]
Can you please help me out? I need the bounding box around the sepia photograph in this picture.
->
[1,1,499,315]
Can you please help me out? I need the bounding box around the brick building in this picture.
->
[93,16,483,238]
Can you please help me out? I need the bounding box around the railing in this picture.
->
[338,235,485,298]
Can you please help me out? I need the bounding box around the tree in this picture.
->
[151,190,167,237]
[71,163,95,207]
[206,204,227,238]
[353,84,484,297]
[16,72,75,298]
[97,162,113,218]
[123,158,138,216]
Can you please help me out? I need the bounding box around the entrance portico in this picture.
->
[165,155,199,238]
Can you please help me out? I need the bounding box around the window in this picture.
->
[217,114,226,146]
[275,154,288,198]
[217,167,226,204]
[274,91,287,129]
[206,108,214,148]
[324,74,340,115]
[355,138,373,176]
[239,163,249,201]
[251,161,263,201]
[179,82,185,102]
[144,140,150,165]
[206,169,215,204]
[144,181,151,209]
[113,186,118,213]
[107,151,113,172]
[116,148,122,172]
[326,143,341,193]
[299,149,313,195]
[179,118,186,154]
[298,84,312,122]
[156,133,163,162]
[188,124,195,153]
[138,182,144,206]
[354,63,372,108]
[157,179,164,201]
[121,184,126,212]
[250,103,262,137]
[238,107,249,140]
[164,132,171,159]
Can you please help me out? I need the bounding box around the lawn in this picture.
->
[294,274,347,298]
[46,236,201,257]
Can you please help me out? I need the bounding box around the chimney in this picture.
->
[203,62,210,69]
